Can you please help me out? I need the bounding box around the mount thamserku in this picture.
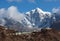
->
[0,7,60,31]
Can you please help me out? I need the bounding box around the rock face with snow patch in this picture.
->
[24,8,55,29]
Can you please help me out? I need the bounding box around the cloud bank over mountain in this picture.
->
[52,8,60,13]
[52,8,60,21]
[0,6,25,22]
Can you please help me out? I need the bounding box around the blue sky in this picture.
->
[0,0,60,13]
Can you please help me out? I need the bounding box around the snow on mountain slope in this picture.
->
[0,6,56,31]
[24,8,54,29]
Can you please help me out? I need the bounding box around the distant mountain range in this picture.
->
[0,8,60,31]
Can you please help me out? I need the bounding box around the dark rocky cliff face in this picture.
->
[50,21,60,30]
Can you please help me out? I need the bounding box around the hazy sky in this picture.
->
[0,0,60,12]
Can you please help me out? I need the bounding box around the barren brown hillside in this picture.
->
[0,26,60,41]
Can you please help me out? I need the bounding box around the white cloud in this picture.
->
[0,8,6,18]
[52,7,60,21]
[0,8,6,26]
[52,8,60,13]
[0,8,5,15]
[7,0,22,2]
[7,6,25,22]
[0,6,25,23]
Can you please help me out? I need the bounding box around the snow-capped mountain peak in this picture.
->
[0,7,55,31]
[35,8,44,13]
[23,8,54,30]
